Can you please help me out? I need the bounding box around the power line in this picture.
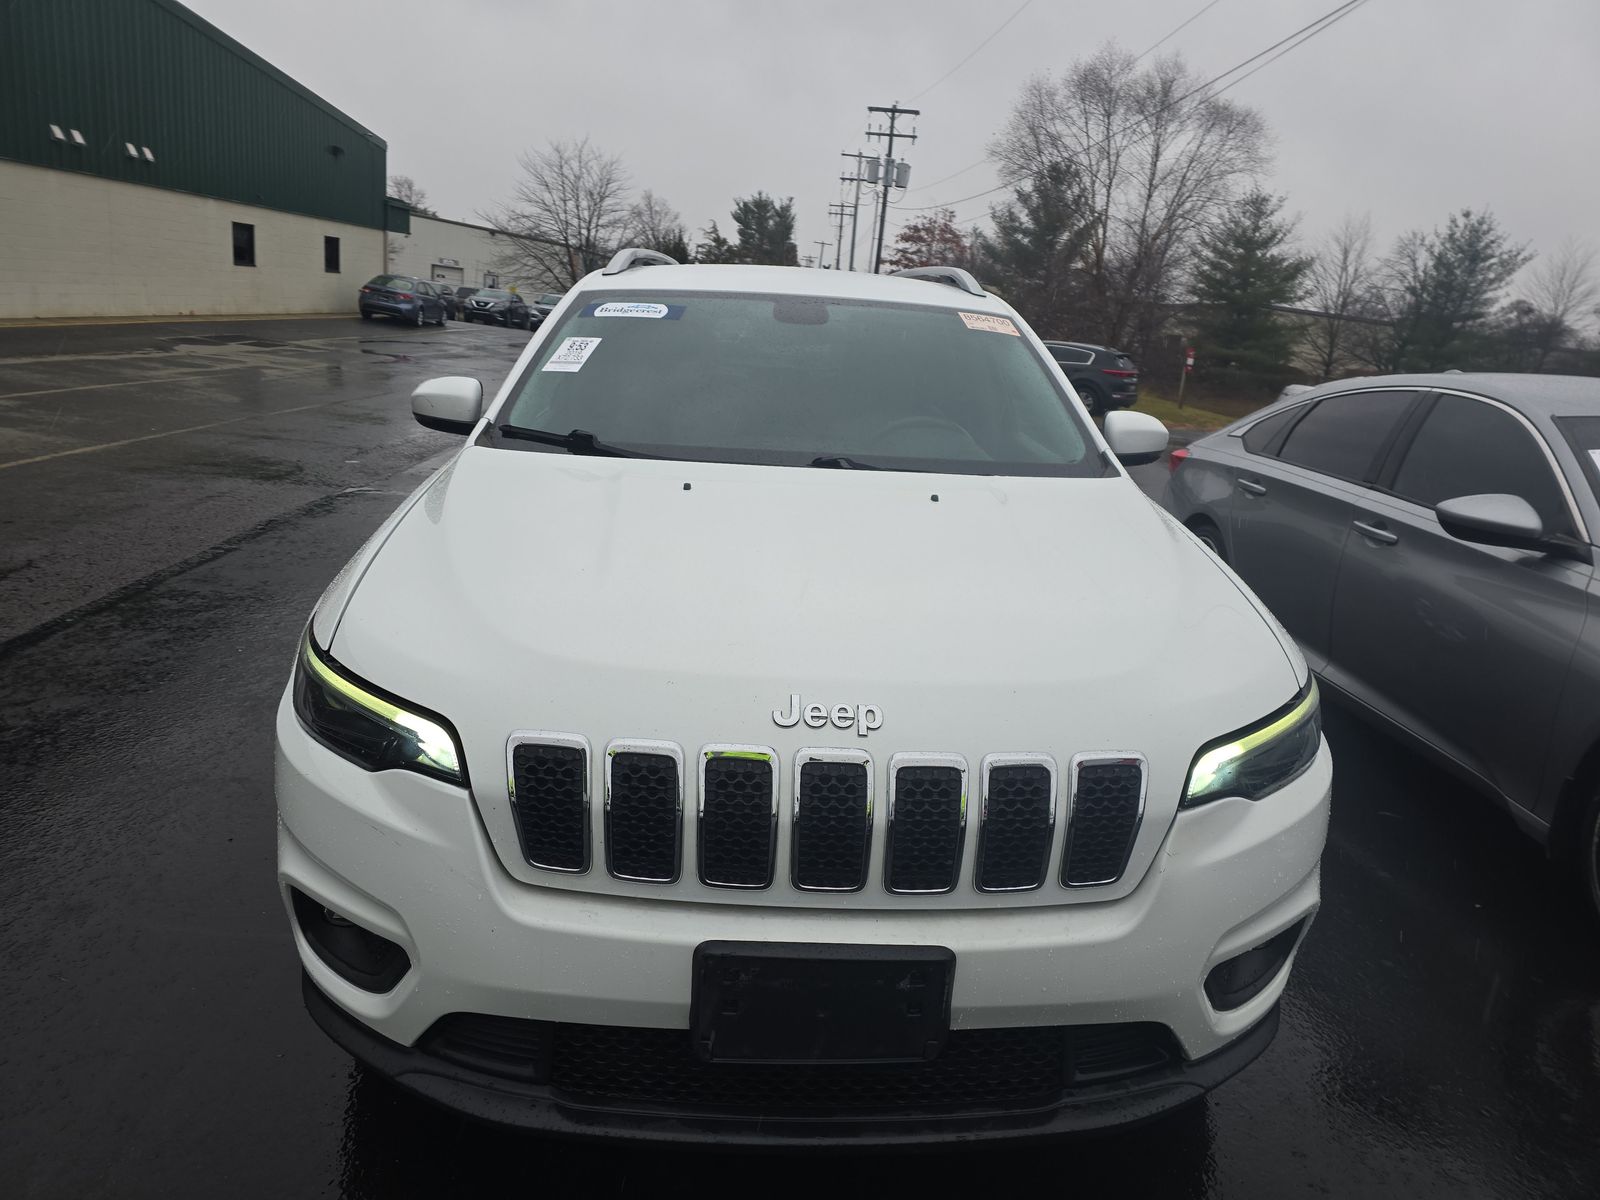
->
[907,0,1033,102]
[904,0,1373,217]
[1133,0,1227,63]
[898,0,1245,198]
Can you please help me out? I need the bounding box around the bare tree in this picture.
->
[624,190,690,260]
[485,138,632,290]
[387,175,435,216]
[1519,237,1598,370]
[1302,213,1375,380]
[990,46,1269,352]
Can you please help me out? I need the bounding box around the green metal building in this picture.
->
[0,0,405,319]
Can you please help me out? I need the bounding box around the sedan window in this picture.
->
[1240,407,1300,455]
[1392,395,1573,537]
[1277,390,1415,482]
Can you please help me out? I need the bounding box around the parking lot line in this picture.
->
[0,361,320,403]
[0,377,342,471]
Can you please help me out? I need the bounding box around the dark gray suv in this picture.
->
[1042,341,1139,415]
[1162,374,1600,919]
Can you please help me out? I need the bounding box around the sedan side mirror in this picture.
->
[1102,410,1168,467]
[412,376,483,435]
[1434,493,1545,550]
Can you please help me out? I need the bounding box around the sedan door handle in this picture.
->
[1352,519,1399,545]
[1237,478,1268,496]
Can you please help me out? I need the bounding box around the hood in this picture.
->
[333,447,1300,778]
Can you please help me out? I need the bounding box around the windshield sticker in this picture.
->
[959,312,1019,336]
[541,336,602,372]
[582,301,683,319]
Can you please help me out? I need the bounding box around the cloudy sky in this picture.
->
[185,0,1599,276]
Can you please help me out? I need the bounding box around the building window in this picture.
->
[232,222,256,267]
[324,236,341,274]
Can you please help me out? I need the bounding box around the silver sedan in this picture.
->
[1161,374,1600,919]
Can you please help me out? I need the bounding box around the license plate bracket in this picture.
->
[690,942,954,1064]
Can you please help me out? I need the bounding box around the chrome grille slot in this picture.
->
[976,756,1056,892]
[1063,755,1146,887]
[605,741,683,883]
[884,754,966,894]
[792,751,872,892]
[698,747,778,889]
[506,734,590,873]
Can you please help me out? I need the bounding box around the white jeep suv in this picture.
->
[276,252,1330,1144]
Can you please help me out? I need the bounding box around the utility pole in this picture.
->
[813,239,831,268]
[827,203,851,270]
[839,151,871,271]
[866,103,918,274]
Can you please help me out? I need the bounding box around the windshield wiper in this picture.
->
[496,424,658,458]
[809,454,889,470]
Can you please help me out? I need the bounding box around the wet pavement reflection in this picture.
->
[2,325,1597,1197]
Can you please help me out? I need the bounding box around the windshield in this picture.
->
[366,275,414,289]
[476,289,514,300]
[500,291,1102,476]
[537,293,564,306]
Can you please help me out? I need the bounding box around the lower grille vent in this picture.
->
[420,1013,1184,1115]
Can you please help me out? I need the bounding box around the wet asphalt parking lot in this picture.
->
[2,317,1597,1198]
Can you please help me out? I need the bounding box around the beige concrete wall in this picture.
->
[0,160,383,319]
[385,215,559,295]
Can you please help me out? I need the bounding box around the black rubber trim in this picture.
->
[302,972,1279,1147]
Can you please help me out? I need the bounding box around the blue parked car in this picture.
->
[358,275,447,326]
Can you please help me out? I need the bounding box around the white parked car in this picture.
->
[276,251,1330,1144]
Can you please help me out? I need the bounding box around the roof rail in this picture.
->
[601,247,680,275]
[889,265,987,298]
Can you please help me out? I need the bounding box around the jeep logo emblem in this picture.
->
[772,694,883,738]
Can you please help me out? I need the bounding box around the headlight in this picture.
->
[1181,681,1320,809]
[292,632,465,785]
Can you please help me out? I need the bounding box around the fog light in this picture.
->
[1204,919,1306,1012]
[290,888,410,993]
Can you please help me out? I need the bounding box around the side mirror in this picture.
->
[411,376,483,435]
[1103,409,1168,467]
[1435,493,1545,550]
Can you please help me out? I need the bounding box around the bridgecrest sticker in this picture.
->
[541,336,602,372]
[581,301,683,319]
[958,311,1019,336]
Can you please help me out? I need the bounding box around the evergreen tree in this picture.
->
[730,193,799,265]
[694,221,739,264]
[978,162,1092,335]
[1189,191,1310,393]
[1379,210,1531,371]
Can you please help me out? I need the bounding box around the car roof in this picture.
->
[570,263,1016,315]
[1043,340,1122,354]
[1285,373,1600,420]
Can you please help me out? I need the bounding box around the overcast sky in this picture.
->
[185,0,1599,278]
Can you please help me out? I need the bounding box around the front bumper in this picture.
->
[360,300,418,318]
[465,307,514,324]
[276,690,1327,1140]
[304,969,1278,1145]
